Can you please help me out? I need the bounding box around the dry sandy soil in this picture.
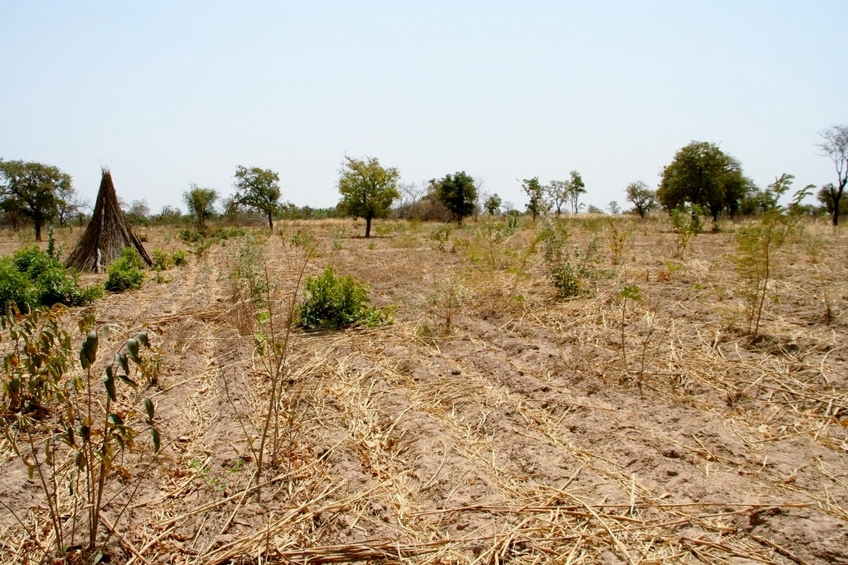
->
[1,215,848,564]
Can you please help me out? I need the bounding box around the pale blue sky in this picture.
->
[2,1,846,213]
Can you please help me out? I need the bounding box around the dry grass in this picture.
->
[1,215,847,564]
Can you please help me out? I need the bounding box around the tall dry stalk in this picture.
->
[254,246,315,493]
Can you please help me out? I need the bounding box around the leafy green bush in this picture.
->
[180,229,205,243]
[550,264,581,298]
[180,227,246,244]
[151,248,175,271]
[299,266,388,329]
[670,204,704,256]
[105,247,146,292]
[506,210,520,230]
[214,226,246,240]
[0,247,101,310]
[172,249,188,266]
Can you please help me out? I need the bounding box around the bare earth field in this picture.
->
[2,215,848,564]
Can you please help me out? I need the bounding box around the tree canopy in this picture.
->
[0,159,71,240]
[522,177,547,221]
[337,155,400,237]
[431,171,477,224]
[183,184,218,232]
[625,181,657,218]
[818,125,848,226]
[233,166,282,230]
[658,141,750,221]
[545,180,569,215]
[566,170,586,214]
[484,193,502,215]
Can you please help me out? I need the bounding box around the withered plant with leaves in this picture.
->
[2,305,161,562]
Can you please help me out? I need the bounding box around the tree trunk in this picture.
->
[833,183,845,226]
[365,216,372,238]
[267,211,274,230]
[34,217,43,241]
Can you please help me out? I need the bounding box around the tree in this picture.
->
[608,201,621,215]
[818,125,848,226]
[233,166,282,230]
[155,205,183,224]
[658,141,747,221]
[55,183,87,227]
[817,183,848,218]
[484,193,502,215]
[183,184,218,232]
[337,155,400,237]
[546,180,569,215]
[221,196,242,223]
[125,199,150,226]
[566,170,586,214]
[432,171,477,224]
[0,191,26,230]
[0,159,71,240]
[625,181,657,218]
[522,177,547,221]
[721,162,754,218]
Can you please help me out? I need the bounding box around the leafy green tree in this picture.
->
[183,184,218,232]
[722,165,755,218]
[233,166,282,230]
[522,177,547,221]
[658,141,748,221]
[546,180,569,215]
[566,170,586,214]
[432,171,477,224]
[0,191,26,230]
[625,181,657,218]
[818,125,848,226]
[817,183,848,218]
[484,193,502,215]
[337,155,400,237]
[0,159,72,240]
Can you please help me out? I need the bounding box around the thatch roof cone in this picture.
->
[66,169,152,273]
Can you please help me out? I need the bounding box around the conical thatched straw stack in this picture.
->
[65,169,152,272]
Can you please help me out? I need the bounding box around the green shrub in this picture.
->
[506,210,520,230]
[172,249,188,266]
[180,229,205,243]
[105,248,146,292]
[299,266,388,329]
[181,227,246,243]
[213,227,246,240]
[670,204,704,256]
[151,248,175,271]
[0,247,101,311]
[550,264,581,298]
[0,260,37,310]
